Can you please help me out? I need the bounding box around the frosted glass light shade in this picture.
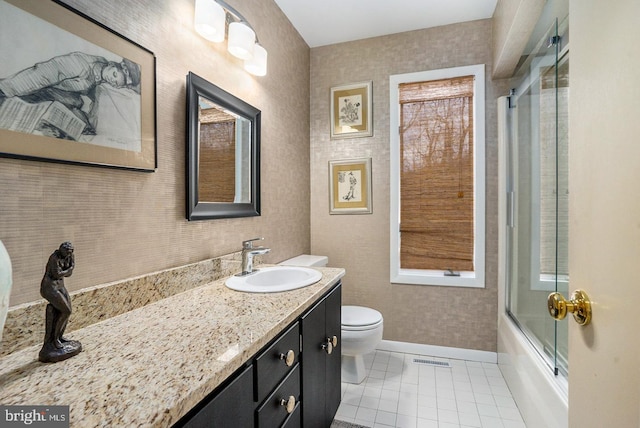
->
[194,0,226,43]
[228,22,255,60]
[244,44,267,76]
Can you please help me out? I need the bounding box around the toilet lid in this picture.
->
[342,306,383,328]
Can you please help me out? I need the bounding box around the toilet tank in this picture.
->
[278,255,328,267]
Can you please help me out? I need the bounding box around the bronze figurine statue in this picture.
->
[38,241,82,363]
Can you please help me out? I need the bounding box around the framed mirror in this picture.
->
[186,72,260,220]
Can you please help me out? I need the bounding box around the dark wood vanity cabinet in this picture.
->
[255,321,301,428]
[179,364,255,428]
[175,282,341,428]
[255,321,301,404]
[256,365,300,427]
[301,284,341,428]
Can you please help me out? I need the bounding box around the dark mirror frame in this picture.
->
[186,72,261,220]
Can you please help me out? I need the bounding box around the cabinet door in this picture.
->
[301,283,341,428]
[324,285,341,422]
[180,365,254,428]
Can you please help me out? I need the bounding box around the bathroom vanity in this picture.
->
[0,265,345,427]
[176,282,341,427]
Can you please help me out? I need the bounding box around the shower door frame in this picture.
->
[504,17,570,378]
[496,16,570,428]
[497,95,568,428]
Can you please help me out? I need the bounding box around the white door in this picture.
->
[568,0,640,425]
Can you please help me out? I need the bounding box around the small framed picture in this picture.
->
[329,158,372,214]
[330,81,372,139]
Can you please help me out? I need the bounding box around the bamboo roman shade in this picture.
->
[399,76,475,272]
[198,107,236,202]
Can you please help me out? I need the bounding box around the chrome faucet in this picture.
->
[237,237,270,276]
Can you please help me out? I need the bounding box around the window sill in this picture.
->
[391,269,485,288]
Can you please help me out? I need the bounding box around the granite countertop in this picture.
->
[0,266,345,427]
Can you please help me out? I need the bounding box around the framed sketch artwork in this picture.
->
[329,158,372,214]
[0,0,156,171]
[330,81,372,139]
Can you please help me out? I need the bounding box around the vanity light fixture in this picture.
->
[194,0,268,76]
[194,0,226,42]
[228,21,255,60]
[243,43,267,76]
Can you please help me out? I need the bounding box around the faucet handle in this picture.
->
[242,237,264,249]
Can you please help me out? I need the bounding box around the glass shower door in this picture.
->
[506,18,569,377]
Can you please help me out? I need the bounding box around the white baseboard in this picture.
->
[376,340,497,364]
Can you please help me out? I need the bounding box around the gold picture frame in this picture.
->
[0,0,156,171]
[330,81,372,139]
[329,158,372,214]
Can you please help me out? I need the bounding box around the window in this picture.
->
[525,56,570,292]
[390,65,485,287]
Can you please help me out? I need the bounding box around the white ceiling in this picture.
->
[273,0,498,48]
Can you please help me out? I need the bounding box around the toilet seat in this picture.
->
[342,306,383,331]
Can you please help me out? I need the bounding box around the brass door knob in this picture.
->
[280,396,296,414]
[547,290,592,326]
[279,350,295,367]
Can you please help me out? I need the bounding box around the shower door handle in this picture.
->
[547,290,592,326]
[506,191,515,227]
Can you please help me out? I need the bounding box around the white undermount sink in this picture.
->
[225,266,322,293]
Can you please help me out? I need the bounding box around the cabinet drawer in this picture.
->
[256,364,300,428]
[255,321,299,403]
[281,402,300,428]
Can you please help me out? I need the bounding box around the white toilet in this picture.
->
[341,305,383,384]
[279,255,384,385]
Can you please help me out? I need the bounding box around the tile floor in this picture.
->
[334,350,526,428]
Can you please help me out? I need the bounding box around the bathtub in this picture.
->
[497,97,568,428]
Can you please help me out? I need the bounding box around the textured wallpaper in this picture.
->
[0,0,311,306]
[310,20,511,352]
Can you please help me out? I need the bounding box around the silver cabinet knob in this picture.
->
[321,337,333,354]
[280,395,295,414]
[279,350,295,367]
